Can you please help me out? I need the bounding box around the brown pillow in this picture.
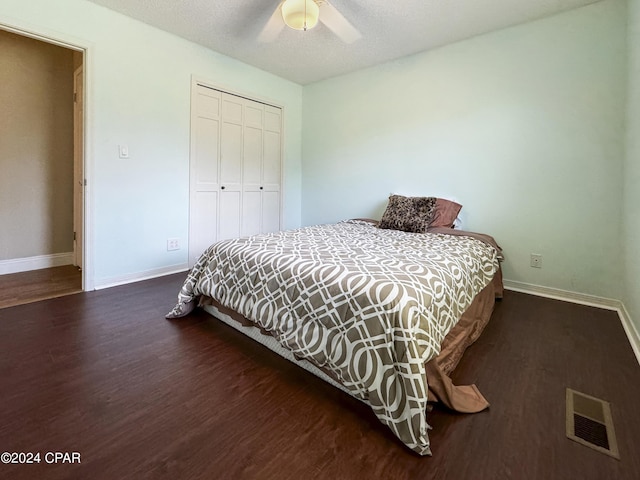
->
[430,198,463,228]
[379,195,437,233]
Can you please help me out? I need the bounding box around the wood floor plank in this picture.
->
[0,273,639,479]
[0,265,82,309]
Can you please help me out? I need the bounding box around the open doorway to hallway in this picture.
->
[0,28,85,308]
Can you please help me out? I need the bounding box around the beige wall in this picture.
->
[0,29,74,261]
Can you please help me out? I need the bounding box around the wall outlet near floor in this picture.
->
[167,238,180,251]
[530,253,543,268]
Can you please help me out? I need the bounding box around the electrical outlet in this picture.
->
[530,253,543,268]
[167,238,180,251]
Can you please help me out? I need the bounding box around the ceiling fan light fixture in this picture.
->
[281,0,320,31]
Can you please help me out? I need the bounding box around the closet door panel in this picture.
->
[189,86,221,267]
[190,113,219,262]
[222,94,243,124]
[262,105,281,233]
[245,101,263,128]
[197,88,221,117]
[264,106,281,133]
[243,125,263,187]
[190,192,217,265]
[219,97,243,242]
[193,117,219,186]
[242,188,262,237]
[219,190,241,241]
[262,190,281,234]
[220,122,242,186]
[263,129,281,189]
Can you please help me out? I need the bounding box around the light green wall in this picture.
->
[302,0,627,299]
[625,0,640,333]
[0,0,303,287]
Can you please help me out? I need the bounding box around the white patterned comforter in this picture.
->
[168,220,500,455]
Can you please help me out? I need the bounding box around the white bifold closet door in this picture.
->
[189,83,282,266]
[241,98,282,237]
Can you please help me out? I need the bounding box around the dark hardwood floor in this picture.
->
[0,265,82,309]
[0,273,639,479]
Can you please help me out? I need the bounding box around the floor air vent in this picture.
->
[566,388,619,459]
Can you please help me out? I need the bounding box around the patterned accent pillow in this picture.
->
[379,195,437,233]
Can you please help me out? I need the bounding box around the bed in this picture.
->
[167,198,502,456]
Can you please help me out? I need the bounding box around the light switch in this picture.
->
[118,145,129,159]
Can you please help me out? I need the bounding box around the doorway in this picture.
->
[0,28,86,307]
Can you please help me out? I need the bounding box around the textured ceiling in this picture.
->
[84,0,601,85]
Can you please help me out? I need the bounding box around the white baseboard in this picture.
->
[503,279,620,310]
[94,263,189,290]
[617,303,640,367]
[0,252,74,275]
[504,279,640,366]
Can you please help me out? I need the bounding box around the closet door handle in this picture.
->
[260,186,263,190]
[221,186,226,190]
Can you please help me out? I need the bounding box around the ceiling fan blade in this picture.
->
[258,4,285,43]
[318,1,361,44]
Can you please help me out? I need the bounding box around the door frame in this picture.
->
[73,64,84,270]
[0,18,94,291]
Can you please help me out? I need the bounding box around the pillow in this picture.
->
[430,198,463,228]
[379,195,437,233]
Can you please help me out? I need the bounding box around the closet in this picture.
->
[189,83,282,266]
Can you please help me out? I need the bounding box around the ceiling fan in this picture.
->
[259,0,362,44]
